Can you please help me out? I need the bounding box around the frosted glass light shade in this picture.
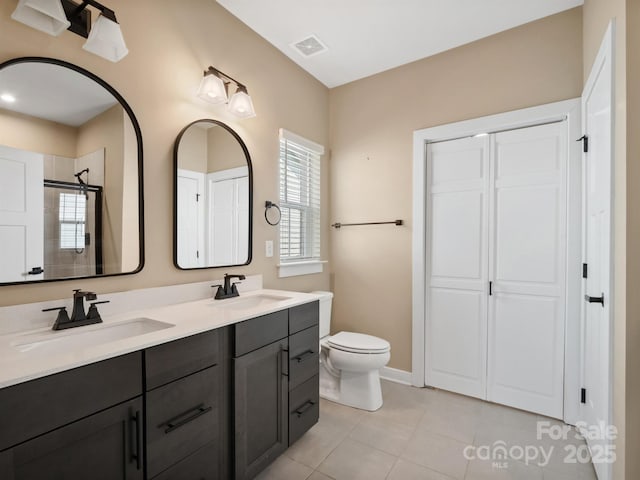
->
[197,73,228,105]
[228,90,256,118]
[11,0,70,36]
[82,14,128,62]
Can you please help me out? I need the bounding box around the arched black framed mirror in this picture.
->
[0,57,144,285]
[173,119,253,269]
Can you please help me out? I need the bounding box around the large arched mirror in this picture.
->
[0,57,144,285]
[174,119,252,269]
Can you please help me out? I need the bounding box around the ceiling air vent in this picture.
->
[291,35,328,57]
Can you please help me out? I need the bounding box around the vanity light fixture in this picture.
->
[11,0,70,36]
[11,0,128,62]
[197,66,256,119]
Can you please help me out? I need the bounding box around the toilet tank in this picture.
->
[311,291,333,338]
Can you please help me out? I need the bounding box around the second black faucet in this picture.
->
[212,274,246,300]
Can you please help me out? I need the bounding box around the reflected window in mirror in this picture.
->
[0,57,144,285]
[174,120,253,269]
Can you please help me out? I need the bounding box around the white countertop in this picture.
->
[0,289,320,389]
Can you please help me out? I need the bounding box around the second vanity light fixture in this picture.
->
[197,66,256,119]
[11,0,128,62]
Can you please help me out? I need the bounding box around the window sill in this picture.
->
[277,260,327,278]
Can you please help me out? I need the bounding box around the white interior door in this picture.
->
[176,169,204,268]
[425,136,490,399]
[209,177,235,266]
[0,145,44,282]
[487,122,567,418]
[580,23,614,480]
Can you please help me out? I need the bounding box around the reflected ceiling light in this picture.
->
[0,93,16,103]
[197,66,256,119]
[11,0,70,36]
[0,93,17,103]
[11,0,128,62]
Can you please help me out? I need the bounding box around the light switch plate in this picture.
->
[265,240,274,257]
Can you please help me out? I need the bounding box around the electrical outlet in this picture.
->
[265,240,274,258]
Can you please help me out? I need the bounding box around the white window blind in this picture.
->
[279,129,324,264]
[59,192,86,250]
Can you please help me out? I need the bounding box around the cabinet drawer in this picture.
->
[146,329,223,390]
[289,375,319,445]
[289,325,319,390]
[146,366,220,479]
[152,440,220,480]
[234,310,288,357]
[0,352,142,451]
[289,301,319,334]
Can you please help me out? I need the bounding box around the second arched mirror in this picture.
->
[173,120,253,269]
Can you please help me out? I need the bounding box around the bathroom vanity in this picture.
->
[0,286,320,480]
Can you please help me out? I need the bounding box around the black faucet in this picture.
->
[43,289,110,330]
[212,274,246,300]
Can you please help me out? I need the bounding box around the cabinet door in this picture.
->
[2,397,143,480]
[234,338,288,480]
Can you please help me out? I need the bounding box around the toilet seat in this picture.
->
[327,331,390,354]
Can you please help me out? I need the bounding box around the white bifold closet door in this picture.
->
[426,122,567,418]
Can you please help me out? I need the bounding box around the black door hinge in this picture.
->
[577,135,589,153]
[489,281,493,296]
[196,193,201,202]
[581,388,587,404]
[582,263,588,279]
[196,250,199,259]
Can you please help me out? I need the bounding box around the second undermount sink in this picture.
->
[216,294,292,311]
[12,318,174,355]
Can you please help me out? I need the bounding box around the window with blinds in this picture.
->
[279,129,324,264]
[59,192,86,250]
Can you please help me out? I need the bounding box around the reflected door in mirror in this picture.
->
[174,120,252,269]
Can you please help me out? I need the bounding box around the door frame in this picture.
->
[412,98,583,423]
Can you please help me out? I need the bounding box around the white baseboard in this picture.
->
[380,366,412,385]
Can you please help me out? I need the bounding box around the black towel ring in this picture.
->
[265,201,281,226]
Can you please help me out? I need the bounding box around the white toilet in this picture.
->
[312,291,390,411]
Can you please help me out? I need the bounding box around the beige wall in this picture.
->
[328,8,583,372]
[77,104,126,274]
[207,126,246,173]
[0,0,330,304]
[0,109,77,158]
[625,2,640,477]
[178,125,208,173]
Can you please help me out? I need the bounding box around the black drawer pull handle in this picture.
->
[130,410,142,470]
[293,349,315,363]
[585,294,605,307]
[294,400,316,418]
[161,403,213,434]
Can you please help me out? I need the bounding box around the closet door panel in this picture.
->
[429,288,485,396]
[487,122,566,419]
[431,191,483,280]
[494,185,562,292]
[426,137,489,399]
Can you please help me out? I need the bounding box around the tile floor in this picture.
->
[257,380,597,480]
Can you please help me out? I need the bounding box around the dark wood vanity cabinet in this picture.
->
[233,302,320,480]
[0,352,143,480]
[144,328,231,480]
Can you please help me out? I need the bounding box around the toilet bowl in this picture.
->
[312,291,391,411]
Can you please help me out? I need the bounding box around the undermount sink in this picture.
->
[12,318,174,355]
[216,294,292,311]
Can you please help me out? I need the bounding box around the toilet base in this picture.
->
[319,361,383,412]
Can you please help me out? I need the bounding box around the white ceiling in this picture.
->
[0,63,118,127]
[216,0,584,88]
